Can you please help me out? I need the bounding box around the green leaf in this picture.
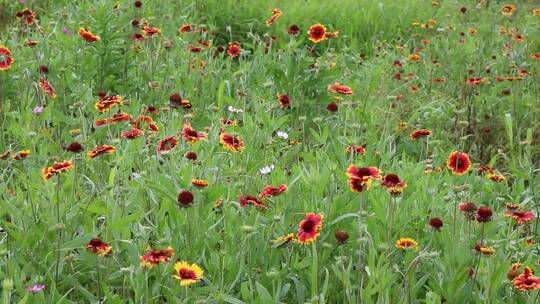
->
[221,293,246,304]
[255,282,273,303]
[110,210,144,230]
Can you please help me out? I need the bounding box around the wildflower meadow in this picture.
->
[0,0,539,303]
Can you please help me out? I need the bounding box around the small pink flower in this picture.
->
[32,105,44,113]
[26,284,45,293]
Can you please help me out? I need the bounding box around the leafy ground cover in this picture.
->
[0,0,539,303]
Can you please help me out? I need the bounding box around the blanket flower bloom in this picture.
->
[297,213,324,245]
[173,261,203,286]
[0,46,14,70]
[139,247,174,268]
[446,151,471,175]
[86,239,112,256]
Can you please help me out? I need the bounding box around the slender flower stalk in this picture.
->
[54,175,62,288]
[311,242,319,299]
[96,254,101,300]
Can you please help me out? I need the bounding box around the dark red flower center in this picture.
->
[384,174,400,184]
[302,220,315,233]
[178,191,194,205]
[513,211,525,217]
[462,202,477,212]
[452,158,464,168]
[179,268,196,280]
[351,178,363,189]
[288,25,299,34]
[185,129,197,137]
[185,152,197,160]
[312,28,323,37]
[477,207,492,218]
[358,168,372,176]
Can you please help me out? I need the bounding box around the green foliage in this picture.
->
[0,0,539,303]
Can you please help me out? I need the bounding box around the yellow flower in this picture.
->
[501,5,516,16]
[173,261,203,286]
[395,237,419,250]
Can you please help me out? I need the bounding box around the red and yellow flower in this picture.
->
[266,8,282,27]
[501,4,517,16]
[345,145,366,155]
[181,124,207,143]
[42,160,73,181]
[179,24,192,33]
[466,77,488,86]
[381,173,407,196]
[143,26,161,36]
[274,233,295,243]
[512,267,540,291]
[474,244,496,255]
[227,42,242,58]
[95,95,122,113]
[173,261,203,286]
[478,165,494,175]
[157,136,178,154]
[328,82,353,95]
[259,184,287,199]
[346,166,381,179]
[139,247,174,268]
[395,237,419,250]
[38,78,56,98]
[86,238,112,257]
[12,150,30,161]
[446,151,471,175]
[307,24,327,43]
[272,233,296,247]
[408,54,421,62]
[78,28,101,42]
[16,8,37,26]
[220,133,245,152]
[297,213,324,245]
[0,46,14,71]
[131,115,159,132]
[239,195,267,209]
[487,172,505,182]
[504,209,535,224]
[87,145,115,159]
[409,129,431,140]
[121,128,144,139]
[324,31,339,39]
[346,165,381,192]
[95,112,131,126]
[191,179,209,188]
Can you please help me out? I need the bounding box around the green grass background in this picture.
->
[0,0,539,303]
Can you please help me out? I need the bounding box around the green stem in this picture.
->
[23,165,38,224]
[386,196,395,246]
[357,192,365,299]
[311,242,319,300]
[54,175,62,287]
[96,255,101,300]
[145,271,149,304]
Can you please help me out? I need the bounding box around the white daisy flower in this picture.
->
[259,165,275,175]
[228,106,243,113]
[276,131,288,140]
